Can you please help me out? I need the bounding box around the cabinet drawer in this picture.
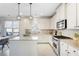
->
[77,49,79,56]
[60,42,68,49]
[60,41,68,56]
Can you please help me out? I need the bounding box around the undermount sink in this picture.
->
[53,35,72,39]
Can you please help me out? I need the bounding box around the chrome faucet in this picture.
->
[55,30,57,35]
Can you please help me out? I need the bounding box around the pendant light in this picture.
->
[17,3,21,20]
[29,3,33,20]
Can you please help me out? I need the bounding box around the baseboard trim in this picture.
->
[37,42,49,44]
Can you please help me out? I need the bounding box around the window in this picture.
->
[5,21,19,36]
[6,29,12,32]
[13,21,19,28]
[5,21,12,28]
[13,29,19,32]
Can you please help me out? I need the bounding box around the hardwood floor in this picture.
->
[37,43,56,56]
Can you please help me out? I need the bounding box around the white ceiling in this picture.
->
[0,3,59,19]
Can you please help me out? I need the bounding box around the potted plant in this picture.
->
[74,33,79,40]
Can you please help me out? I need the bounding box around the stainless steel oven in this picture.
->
[52,37,60,56]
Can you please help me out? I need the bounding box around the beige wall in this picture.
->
[50,14,57,29]
[37,17,51,29]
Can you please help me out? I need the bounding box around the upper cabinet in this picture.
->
[51,3,79,29]
[77,4,79,27]
[66,3,76,29]
[67,3,79,29]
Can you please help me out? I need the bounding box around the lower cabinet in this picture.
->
[60,41,68,56]
[49,37,53,47]
[78,49,79,56]
[60,41,79,56]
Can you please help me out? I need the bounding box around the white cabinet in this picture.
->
[60,41,68,56]
[77,49,79,56]
[51,3,79,29]
[67,3,79,29]
[66,3,76,29]
[77,4,79,27]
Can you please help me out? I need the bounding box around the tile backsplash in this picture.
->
[57,29,79,38]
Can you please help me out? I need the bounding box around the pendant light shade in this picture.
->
[17,3,21,20]
[29,16,33,20]
[29,3,33,20]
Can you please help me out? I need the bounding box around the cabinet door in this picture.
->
[77,3,79,27]
[67,3,76,29]
[60,41,68,56]
[77,49,79,56]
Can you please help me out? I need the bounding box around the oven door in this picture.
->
[53,42,59,55]
[52,37,59,55]
[53,42,57,49]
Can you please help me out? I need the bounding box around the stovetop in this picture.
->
[53,35,72,39]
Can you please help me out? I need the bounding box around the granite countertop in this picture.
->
[53,35,79,49]
[61,38,79,49]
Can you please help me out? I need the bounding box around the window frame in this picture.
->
[5,20,20,36]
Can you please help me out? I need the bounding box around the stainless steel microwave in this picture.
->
[57,19,67,29]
